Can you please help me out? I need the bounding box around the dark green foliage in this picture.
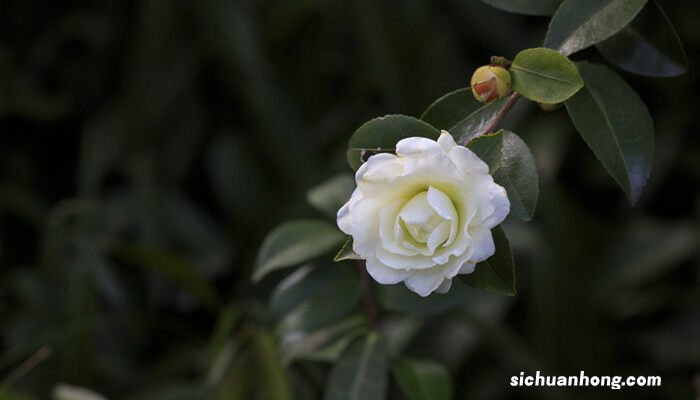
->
[0,0,697,399]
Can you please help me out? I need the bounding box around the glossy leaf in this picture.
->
[565,62,654,204]
[479,0,563,16]
[596,0,687,77]
[253,220,346,282]
[461,226,516,295]
[510,48,583,104]
[492,131,539,221]
[324,333,388,400]
[271,265,361,333]
[347,115,439,171]
[466,130,504,173]
[307,174,356,219]
[392,358,453,400]
[420,89,510,144]
[334,237,362,262]
[544,0,647,56]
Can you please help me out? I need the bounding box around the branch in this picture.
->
[476,92,520,138]
[356,261,378,330]
[0,347,51,393]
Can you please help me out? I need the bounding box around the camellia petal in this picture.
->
[366,257,411,284]
[468,227,495,263]
[396,136,445,158]
[435,278,453,294]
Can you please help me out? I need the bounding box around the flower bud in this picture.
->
[470,65,511,103]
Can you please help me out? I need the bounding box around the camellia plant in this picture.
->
[252,0,686,398]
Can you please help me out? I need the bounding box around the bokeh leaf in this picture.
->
[461,226,515,295]
[271,264,361,334]
[112,244,221,311]
[253,331,295,400]
[596,0,687,77]
[510,48,583,104]
[211,328,294,400]
[307,174,355,220]
[347,115,439,171]
[0,390,38,400]
[565,62,654,204]
[253,220,346,282]
[53,385,108,400]
[420,89,510,144]
[544,0,647,56]
[279,315,368,364]
[324,333,388,400]
[478,0,563,16]
[466,130,504,173]
[392,358,453,400]
[125,383,209,400]
[492,131,539,221]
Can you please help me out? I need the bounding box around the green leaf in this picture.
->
[466,130,504,173]
[544,0,647,56]
[279,316,368,364]
[253,220,346,282]
[420,89,510,144]
[254,330,296,400]
[271,264,361,333]
[392,359,453,400]
[461,226,516,295]
[492,131,539,221]
[564,62,654,204]
[334,237,362,262]
[479,0,563,16]
[324,333,388,400]
[596,0,687,77]
[347,115,439,171]
[510,48,583,104]
[307,174,356,219]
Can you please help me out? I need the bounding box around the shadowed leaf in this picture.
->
[565,62,654,204]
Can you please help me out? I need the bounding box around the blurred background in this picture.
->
[0,0,698,399]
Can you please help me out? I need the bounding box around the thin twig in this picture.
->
[476,92,520,138]
[0,347,52,393]
[356,261,377,330]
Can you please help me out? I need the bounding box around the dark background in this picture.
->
[0,0,698,399]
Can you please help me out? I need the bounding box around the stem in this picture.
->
[356,261,377,330]
[490,56,513,68]
[477,92,520,138]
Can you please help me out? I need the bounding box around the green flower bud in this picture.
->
[470,65,511,103]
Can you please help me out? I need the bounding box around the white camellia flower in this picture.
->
[337,131,510,297]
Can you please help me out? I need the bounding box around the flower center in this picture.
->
[400,193,444,243]
[395,187,458,255]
